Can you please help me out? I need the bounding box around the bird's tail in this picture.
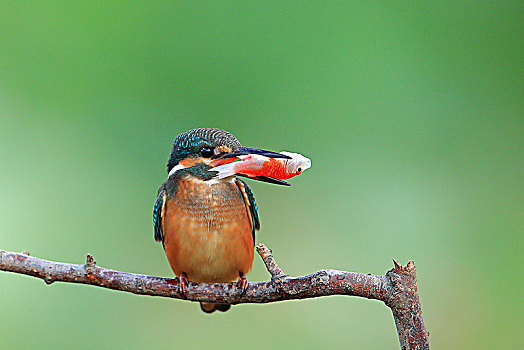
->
[200,302,231,313]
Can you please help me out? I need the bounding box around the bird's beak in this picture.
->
[213,146,292,186]
[220,146,291,160]
[238,174,292,186]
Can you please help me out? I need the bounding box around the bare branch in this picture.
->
[0,244,429,349]
[386,259,430,349]
[255,243,288,283]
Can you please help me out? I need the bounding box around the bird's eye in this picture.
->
[297,167,302,173]
[200,147,214,158]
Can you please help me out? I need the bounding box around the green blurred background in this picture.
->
[0,2,522,349]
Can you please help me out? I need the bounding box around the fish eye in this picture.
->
[200,147,214,158]
[297,167,302,173]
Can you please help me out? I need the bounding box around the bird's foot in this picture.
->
[236,272,248,297]
[178,273,189,297]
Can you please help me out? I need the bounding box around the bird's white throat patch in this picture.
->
[168,164,185,177]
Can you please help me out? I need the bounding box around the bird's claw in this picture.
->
[237,273,248,296]
[178,273,189,297]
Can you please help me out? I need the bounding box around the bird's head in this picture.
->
[167,128,241,174]
[166,128,290,184]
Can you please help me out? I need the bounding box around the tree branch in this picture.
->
[0,243,429,349]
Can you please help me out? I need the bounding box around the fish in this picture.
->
[210,151,311,183]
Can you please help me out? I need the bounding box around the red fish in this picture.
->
[210,151,311,182]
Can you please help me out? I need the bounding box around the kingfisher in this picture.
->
[153,128,289,313]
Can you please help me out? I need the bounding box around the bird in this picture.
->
[153,128,289,313]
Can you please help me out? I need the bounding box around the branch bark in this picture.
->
[0,244,429,349]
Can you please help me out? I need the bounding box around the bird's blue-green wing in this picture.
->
[236,179,260,244]
[153,190,166,246]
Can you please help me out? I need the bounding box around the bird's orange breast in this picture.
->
[162,177,254,283]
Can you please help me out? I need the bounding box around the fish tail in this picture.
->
[212,163,237,179]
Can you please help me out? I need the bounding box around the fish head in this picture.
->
[280,151,312,175]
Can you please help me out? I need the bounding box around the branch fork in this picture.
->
[255,243,288,284]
